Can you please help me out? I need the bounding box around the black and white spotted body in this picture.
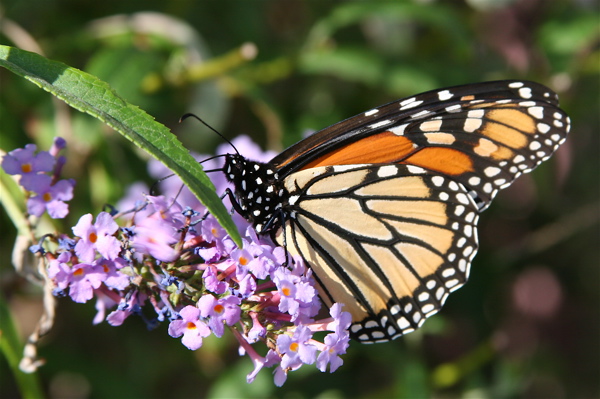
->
[223,153,284,234]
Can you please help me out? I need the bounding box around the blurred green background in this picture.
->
[1,0,598,398]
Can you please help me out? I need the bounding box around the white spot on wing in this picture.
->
[537,123,550,133]
[519,87,532,99]
[288,195,300,205]
[369,120,393,129]
[484,166,501,177]
[399,97,423,110]
[467,110,485,118]
[419,119,443,132]
[529,141,542,151]
[406,165,425,174]
[528,106,544,119]
[438,90,453,101]
[389,124,409,136]
[445,104,461,113]
[377,165,398,177]
[431,176,444,187]
[411,110,432,119]
[468,176,481,186]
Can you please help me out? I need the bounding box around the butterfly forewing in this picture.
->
[273,80,570,210]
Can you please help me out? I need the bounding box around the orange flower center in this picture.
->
[43,192,52,202]
[186,322,197,330]
[73,268,84,276]
[88,232,98,243]
[21,163,32,173]
[289,342,299,352]
[282,287,291,297]
[238,256,249,266]
[214,304,224,314]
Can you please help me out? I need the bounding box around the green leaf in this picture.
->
[0,45,242,246]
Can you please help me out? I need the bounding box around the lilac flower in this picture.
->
[198,216,231,261]
[274,270,298,313]
[202,265,228,294]
[231,247,253,279]
[131,217,179,262]
[237,273,257,297]
[129,196,184,262]
[107,292,140,327]
[26,176,74,219]
[96,257,130,290]
[1,144,55,190]
[247,348,281,384]
[47,251,73,292]
[67,262,106,303]
[198,294,241,337]
[277,325,317,370]
[272,266,318,322]
[93,292,118,325]
[230,323,279,384]
[316,332,349,373]
[72,212,120,263]
[247,311,266,343]
[201,216,227,243]
[273,366,288,387]
[196,245,221,264]
[273,325,317,386]
[243,228,282,279]
[168,305,211,350]
[328,302,353,335]
[145,196,185,228]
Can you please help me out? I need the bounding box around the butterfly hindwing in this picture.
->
[275,163,480,342]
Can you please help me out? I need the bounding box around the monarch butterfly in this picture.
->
[222,80,570,343]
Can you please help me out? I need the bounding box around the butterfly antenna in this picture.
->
[149,173,175,196]
[180,113,240,156]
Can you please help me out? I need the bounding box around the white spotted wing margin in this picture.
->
[274,163,480,343]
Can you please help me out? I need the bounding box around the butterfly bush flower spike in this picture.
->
[4,137,354,386]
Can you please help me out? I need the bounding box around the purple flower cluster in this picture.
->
[2,138,74,218]
[2,137,351,386]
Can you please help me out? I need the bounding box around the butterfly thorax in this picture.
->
[223,153,285,234]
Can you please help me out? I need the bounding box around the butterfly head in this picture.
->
[223,153,284,234]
